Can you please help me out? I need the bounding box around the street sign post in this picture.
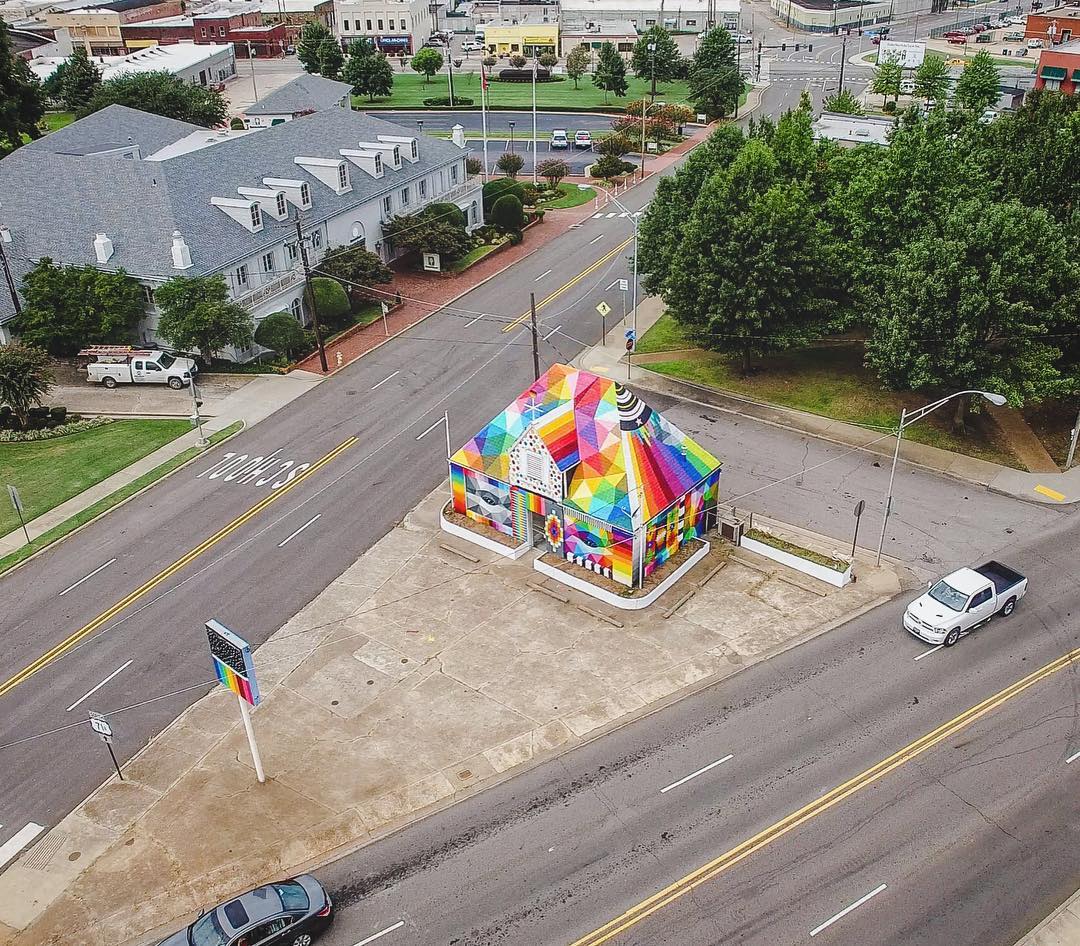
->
[852,499,866,558]
[6,484,30,545]
[624,331,636,380]
[618,278,629,325]
[88,711,124,780]
[596,301,612,344]
[206,619,265,783]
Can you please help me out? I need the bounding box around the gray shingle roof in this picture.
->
[244,74,353,117]
[0,104,469,320]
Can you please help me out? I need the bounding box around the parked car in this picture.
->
[976,31,994,41]
[1015,45,1029,54]
[574,130,592,149]
[461,40,484,52]
[81,346,196,389]
[943,29,965,37]
[900,77,916,94]
[734,32,753,44]
[1027,37,1043,47]
[904,561,1027,647]
[550,128,569,149]
[947,35,967,43]
[1003,30,1024,40]
[973,22,988,31]
[156,876,333,946]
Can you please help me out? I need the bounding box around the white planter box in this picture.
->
[533,539,710,610]
[440,511,531,560]
[740,535,852,588]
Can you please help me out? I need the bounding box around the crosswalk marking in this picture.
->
[591,211,643,220]
[0,823,46,870]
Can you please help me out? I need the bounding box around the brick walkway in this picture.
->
[292,199,601,375]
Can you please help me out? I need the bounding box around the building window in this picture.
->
[450,163,459,184]
[400,18,405,29]
[200,26,207,36]
[218,25,225,36]
[400,185,410,206]
[350,222,366,246]
[143,285,155,304]
[470,200,478,224]
[374,153,383,174]
[299,181,311,207]
[235,264,248,287]
[366,18,372,29]
[343,18,349,30]
[418,178,427,198]
[275,192,287,217]
[250,204,262,229]
[377,18,383,29]
[337,163,349,190]
[311,229,322,249]
[686,18,696,25]
[261,252,275,272]
[285,241,298,263]
[289,296,303,322]
[383,194,393,215]
[645,18,656,25]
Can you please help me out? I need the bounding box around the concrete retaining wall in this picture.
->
[740,535,852,588]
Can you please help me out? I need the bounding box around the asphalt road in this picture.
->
[315,512,1080,946]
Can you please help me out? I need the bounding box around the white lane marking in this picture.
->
[371,370,399,390]
[278,514,321,548]
[416,418,444,440]
[58,558,116,597]
[464,313,486,327]
[591,212,603,218]
[542,325,562,341]
[65,660,133,712]
[0,823,46,870]
[1066,749,1080,764]
[534,269,552,281]
[913,644,944,662]
[353,921,405,946]
[660,754,734,794]
[588,234,604,244]
[810,884,888,937]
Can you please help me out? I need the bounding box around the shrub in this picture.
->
[496,151,524,178]
[229,116,246,130]
[466,156,483,175]
[882,100,897,114]
[590,154,636,179]
[496,68,555,82]
[482,55,497,67]
[536,157,570,186]
[491,193,524,232]
[482,177,525,212]
[255,311,308,358]
[507,229,524,245]
[0,415,112,443]
[595,132,635,156]
[427,201,468,230]
[520,182,541,206]
[310,277,351,329]
[538,51,558,68]
[421,95,474,106]
[49,405,67,425]
[533,208,545,223]
[509,54,527,68]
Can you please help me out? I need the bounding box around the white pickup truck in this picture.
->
[904,561,1027,647]
[80,347,197,390]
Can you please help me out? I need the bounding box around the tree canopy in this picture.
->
[592,42,628,102]
[0,343,53,430]
[688,28,741,119]
[0,16,45,152]
[314,243,392,304]
[155,275,253,363]
[255,311,307,359]
[78,71,227,126]
[411,47,444,84]
[318,37,344,80]
[870,55,903,104]
[631,26,681,94]
[914,54,949,104]
[297,22,332,73]
[384,205,471,260]
[343,43,393,99]
[565,45,590,89]
[954,50,1001,115]
[46,47,102,112]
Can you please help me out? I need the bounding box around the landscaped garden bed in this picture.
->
[740,528,852,588]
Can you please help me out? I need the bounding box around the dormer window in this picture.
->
[337,164,349,190]
[275,193,287,217]
[250,204,262,229]
[375,153,383,174]
[392,145,401,165]
[410,140,418,160]
[300,182,311,207]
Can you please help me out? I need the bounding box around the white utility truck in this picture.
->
[904,561,1027,647]
[81,346,197,389]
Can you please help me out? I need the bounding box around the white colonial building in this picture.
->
[0,78,482,355]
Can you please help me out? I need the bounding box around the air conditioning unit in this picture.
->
[719,517,744,544]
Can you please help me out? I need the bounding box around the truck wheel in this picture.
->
[168,377,184,390]
[944,628,961,647]
[102,376,117,389]
[1001,597,1016,617]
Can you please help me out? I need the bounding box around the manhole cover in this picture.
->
[458,770,473,780]
[346,390,358,396]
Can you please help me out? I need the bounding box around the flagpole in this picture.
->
[481,62,490,181]
[531,55,538,184]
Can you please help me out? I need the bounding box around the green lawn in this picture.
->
[0,419,189,537]
[447,240,506,272]
[0,421,241,575]
[356,73,692,110]
[43,112,75,131]
[637,315,1020,466]
[538,182,596,209]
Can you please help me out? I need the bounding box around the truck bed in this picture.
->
[975,561,1024,594]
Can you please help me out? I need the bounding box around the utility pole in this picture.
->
[247,41,259,102]
[838,34,847,91]
[0,230,22,317]
[529,292,540,381]
[648,40,657,100]
[295,213,328,373]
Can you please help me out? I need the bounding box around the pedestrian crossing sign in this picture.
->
[595,301,612,317]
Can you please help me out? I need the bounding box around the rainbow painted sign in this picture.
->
[206,619,260,707]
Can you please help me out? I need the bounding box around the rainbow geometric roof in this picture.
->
[450,364,721,532]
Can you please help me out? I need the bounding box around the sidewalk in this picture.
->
[579,298,1080,506]
[0,373,322,557]
[0,487,901,946]
[1014,888,1080,945]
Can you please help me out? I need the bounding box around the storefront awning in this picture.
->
[1040,65,1067,79]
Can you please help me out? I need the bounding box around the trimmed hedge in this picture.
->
[496,68,558,82]
[421,95,475,106]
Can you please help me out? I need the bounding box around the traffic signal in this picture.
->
[781,42,787,50]
[808,43,814,50]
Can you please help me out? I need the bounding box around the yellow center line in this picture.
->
[569,644,1080,946]
[502,237,636,333]
[0,436,358,701]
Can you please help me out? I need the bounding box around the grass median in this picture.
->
[0,421,243,576]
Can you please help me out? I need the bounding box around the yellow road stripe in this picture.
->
[0,437,358,701]
[1034,484,1066,502]
[569,645,1080,946]
[501,237,636,333]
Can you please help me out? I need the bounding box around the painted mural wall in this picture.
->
[643,471,720,579]
[451,464,514,537]
[563,510,634,586]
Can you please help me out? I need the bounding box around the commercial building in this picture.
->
[1034,38,1080,94]
[769,0,903,34]
[0,87,482,356]
[257,0,335,45]
[244,72,351,125]
[561,0,739,34]
[334,0,435,54]
[121,4,287,56]
[43,0,181,55]
[482,15,558,56]
[29,40,237,85]
[1025,7,1080,46]
[560,20,636,57]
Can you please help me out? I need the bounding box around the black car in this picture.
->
[158,875,333,946]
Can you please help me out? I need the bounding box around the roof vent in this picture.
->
[94,232,114,264]
[171,231,193,270]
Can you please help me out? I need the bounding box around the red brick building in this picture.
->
[122,3,287,55]
[1034,38,1080,94]
[1025,6,1080,46]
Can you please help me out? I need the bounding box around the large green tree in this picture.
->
[565,44,590,89]
[0,16,44,153]
[297,21,332,73]
[58,47,101,111]
[411,47,443,84]
[155,275,253,364]
[663,139,846,372]
[631,26,680,97]
[688,28,741,120]
[870,55,903,104]
[954,50,1001,115]
[0,343,53,430]
[343,43,393,100]
[592,41,628,102]
[254,311,307,358]
[866,199,1080,430]
[318,37,344,80]
[822,89,863,115]
[384,206,471,260]
[15,259,145,355]
[913,54,949,105]
[79,71,226,126]
[314,243,392,305]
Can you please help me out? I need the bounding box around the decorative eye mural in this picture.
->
[545,513,564,550]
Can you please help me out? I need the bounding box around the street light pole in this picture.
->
[531,55,538,184]
[508,119,515,153]
[875,389,1006,565]
[247,41,259,102]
